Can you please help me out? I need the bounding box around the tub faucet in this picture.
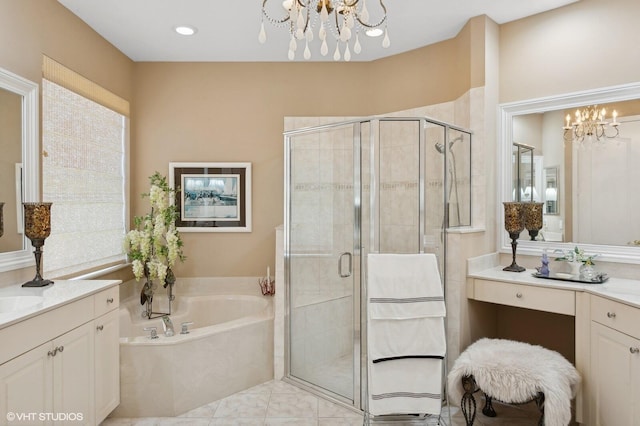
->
[143,326,158,339]
[181,321,194,334]
[161,315,175,337]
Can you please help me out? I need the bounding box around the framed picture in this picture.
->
[169,162,252,232]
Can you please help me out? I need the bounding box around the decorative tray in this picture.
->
[532,272,609,284]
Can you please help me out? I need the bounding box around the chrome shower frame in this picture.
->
[283,115,472,417]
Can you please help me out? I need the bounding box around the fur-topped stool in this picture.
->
[447,338,580,426]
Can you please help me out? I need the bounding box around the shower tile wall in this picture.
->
[378,120,421,253]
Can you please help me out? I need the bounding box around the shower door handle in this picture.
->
[338,252,352,278]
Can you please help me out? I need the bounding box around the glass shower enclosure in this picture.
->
[284,117,471,411]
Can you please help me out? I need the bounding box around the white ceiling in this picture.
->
[57,0,579,62]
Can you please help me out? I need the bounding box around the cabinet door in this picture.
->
[590,321,640,425]
[94,309,120,424]
[52,322,94,425]
[0,342,53,424]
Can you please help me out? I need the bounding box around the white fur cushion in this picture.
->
[448,338,581,426]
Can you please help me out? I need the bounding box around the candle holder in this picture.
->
[0,202,4,238]
[22,202,54,287]
[259,275,275,296]
[523,202,544,241]
[503,202,526,272]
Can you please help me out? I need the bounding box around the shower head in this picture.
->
[434,135,464,154]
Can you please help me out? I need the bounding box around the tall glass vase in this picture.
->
[523,202,544,241]
[503,202,526,272]
[141,272,174,319]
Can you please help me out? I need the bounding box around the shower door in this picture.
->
[285,121,362,404]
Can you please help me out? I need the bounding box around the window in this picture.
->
[42,57,129,278]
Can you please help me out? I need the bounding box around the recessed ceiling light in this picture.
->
[174,25,197,36]
[365,28,384,37]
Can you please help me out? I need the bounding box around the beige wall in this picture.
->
[0,0,133,100]
[132,21,479,277]
[500,0,640,102]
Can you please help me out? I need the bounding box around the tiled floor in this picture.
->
[101,379,548,426]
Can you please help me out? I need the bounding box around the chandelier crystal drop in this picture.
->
[259,0,389,61]
[563,105,620,144]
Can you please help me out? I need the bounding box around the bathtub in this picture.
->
[110,278,274,418]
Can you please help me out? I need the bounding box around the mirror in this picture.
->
[499,82,640,262]
[0,67,39,272]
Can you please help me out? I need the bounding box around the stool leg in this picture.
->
[482,393,497,417]
[535,392,545,426]
[461,375,477,426]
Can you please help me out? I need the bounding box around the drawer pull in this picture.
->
[106,297,114,304]
[516,292,523,298]
[96,325,104,332]
[48,348,57,357]
[631,347,640,354]
[606,312,616,318]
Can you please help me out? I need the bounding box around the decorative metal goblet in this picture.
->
[0,202,4,238]
[523,202,544,241]
[503,202,526,272]
[22,202,54,287]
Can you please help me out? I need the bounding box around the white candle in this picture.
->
[267,266,270,278]
[613,110,618,123]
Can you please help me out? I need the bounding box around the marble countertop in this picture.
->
[469,266,640,309]
[0,279,121,330]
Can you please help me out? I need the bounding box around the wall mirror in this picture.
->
[0,67,39,272]
[499,82,640,263]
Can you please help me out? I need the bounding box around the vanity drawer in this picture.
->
[94,285,119,317]
[473,279,576,316]
[0,296,93,365]
[591,296,640,339]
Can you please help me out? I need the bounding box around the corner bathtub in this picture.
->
[111,280,274,418]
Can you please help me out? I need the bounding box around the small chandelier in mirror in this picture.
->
[259,0,389,61]
[563,105,619,143]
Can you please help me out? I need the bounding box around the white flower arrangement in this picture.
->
[124,172,185,290]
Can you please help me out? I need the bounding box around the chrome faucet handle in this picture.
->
[161,315,175,336]
[143,326,158,339]
[181,321,194,334]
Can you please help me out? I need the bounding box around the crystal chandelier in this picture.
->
[563,105,620,143]
[258,0,389,61]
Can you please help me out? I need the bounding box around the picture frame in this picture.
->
[169,162,252,232]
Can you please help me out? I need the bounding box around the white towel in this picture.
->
[368,317,446,362]
[368,253,445,319]
[368,357,443,416]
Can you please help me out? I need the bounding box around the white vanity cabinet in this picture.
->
[93,286,120,424]
[467,266,640,425]
[589,296,640,426]
[0,281,120,426]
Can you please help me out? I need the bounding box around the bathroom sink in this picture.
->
[0,296,44,313]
